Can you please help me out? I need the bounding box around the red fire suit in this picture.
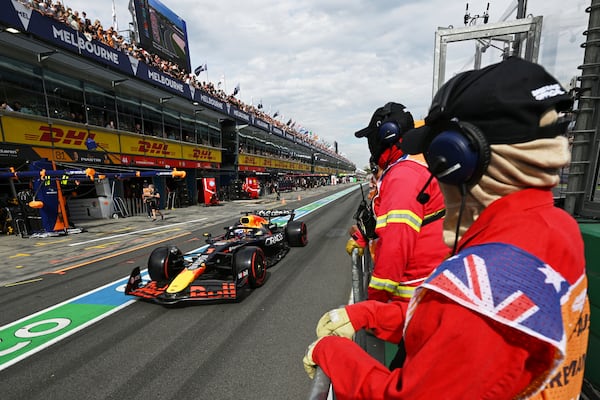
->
[369,147,448,305]
[313,188,589,399]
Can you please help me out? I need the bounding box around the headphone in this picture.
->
[377,102,409,145]
[425,120,490,186]
[368,102,413,164]
[422,75,491,187]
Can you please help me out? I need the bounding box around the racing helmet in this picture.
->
[234,228,246,239]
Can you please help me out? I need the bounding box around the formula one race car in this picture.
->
[125,209,307,305]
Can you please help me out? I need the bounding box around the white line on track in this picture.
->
[68,218,208,246]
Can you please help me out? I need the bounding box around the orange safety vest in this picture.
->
[528,275,589,400]
[407,243,590,399]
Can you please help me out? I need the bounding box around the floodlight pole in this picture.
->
[512,0,529,58]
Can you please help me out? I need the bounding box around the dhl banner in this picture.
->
[239,154,310,172]
[2,116,116,150]
[181,143,221,163]
[315,165,336,174]
[118,136,220,164]
[120,135,180,158]
[1,115,221,167]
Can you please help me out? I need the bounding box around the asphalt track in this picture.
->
[0,184,362,400]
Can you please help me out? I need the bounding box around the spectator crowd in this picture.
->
[19,0,350,166]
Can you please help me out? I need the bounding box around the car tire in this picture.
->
[285,220,308,247]
[234,246,267,288]
[148,246,185,281]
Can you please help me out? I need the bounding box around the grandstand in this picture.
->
[0,0,355,224]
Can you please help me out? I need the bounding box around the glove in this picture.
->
[303,338,322,379]
[316,307,355,339]
[345,238,364,256]
[346,225,367,256]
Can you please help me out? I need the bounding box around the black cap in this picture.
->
[355,102,414,138]
[401,57,573,154]
[355,102,415,163]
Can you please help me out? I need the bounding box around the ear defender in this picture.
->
[376,102,408,145]
[378,120,402,144]
[425,121,490,186]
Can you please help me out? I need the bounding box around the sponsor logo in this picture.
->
[0,318,71,362]
[531,84,566,101]
[200,94,224,110]
[147,70,184,93]
[137,140,169,155]
[265,233,284,246]
[0,148,19,157]
[52,26,119,65]
[192,148,214,160]
[79,156,103,163]
[232,109,250,122]
[38,126,95,146]
[255,119,269,130]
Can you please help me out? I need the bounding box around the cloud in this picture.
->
[66,0,589,170]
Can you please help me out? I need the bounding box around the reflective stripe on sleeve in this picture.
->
[369,276,424,299]
[376,209,422,232]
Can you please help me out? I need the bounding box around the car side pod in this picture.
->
[166,266,206,294]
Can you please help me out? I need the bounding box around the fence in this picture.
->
[307,248,373,400]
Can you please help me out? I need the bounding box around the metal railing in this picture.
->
[308,368,334,400]
[307,248,373,400]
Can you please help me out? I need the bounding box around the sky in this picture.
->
[62,0,590,170]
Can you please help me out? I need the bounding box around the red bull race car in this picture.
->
[125,209,307,305]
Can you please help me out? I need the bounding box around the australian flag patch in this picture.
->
[412,243,568,352]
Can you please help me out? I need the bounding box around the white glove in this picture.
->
[316,307,355,339]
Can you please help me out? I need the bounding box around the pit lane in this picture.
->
[0,185,362,400]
